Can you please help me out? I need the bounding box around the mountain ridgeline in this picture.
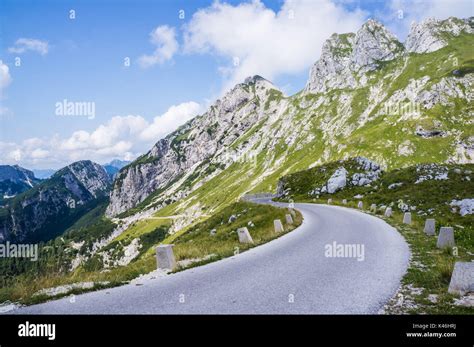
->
[0,160,111,242]
[106,17,473,223]
[0,165,41,206]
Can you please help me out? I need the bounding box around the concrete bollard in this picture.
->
[237,227,254,244]
[384,207,392,217]
[448,262,474,295]
[403,212,411,224]
[370,203,376,212]
[437,227,455,248]
[327,198,332,204]
[156,245,176,270]
[357,201,363,209]
[342,199,347,205]
[285,214,294,224]
[289,209,296,218]
[424,219,436,236]
[274,219,284,233]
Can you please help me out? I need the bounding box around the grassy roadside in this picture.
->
[290,197,473,314]
[276,159,473,313]
[0,255,157,306]
[0,201,302,307]
[172,201,303,271]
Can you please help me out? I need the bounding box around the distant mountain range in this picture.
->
[0,159,130,242]
[102,159,130,178]
[0,161,111,242]
[32,169,57,179]
[30,159,130,180]
[0,165,41,206]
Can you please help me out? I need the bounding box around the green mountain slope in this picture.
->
[106,18,473,230]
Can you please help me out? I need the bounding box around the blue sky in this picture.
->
[0,0,472,169]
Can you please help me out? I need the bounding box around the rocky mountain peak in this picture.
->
[243,74,266,84]
[214,75,278,115]
[0,160,112,242]
[0,165,40,205]
[64,160,111,198]
[242,75,277,92]
[406,17,473,53]
[0,164,37,185]
[305,19,403,94]
[106,75,281,217]
[351,18,403,70]
[304,32,356,93]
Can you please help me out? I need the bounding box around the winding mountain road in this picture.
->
[12,200,410,314]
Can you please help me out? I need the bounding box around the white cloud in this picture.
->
[140,101,202,141]
[30,148,50,159]
[8,38,49,55]
[60,115,148,152]
[183,0,367,91]
[382,0,474,39]
[0,61,12,95]
[0,102,202,169]
[138,25,179,68]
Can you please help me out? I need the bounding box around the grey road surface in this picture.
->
[12,200,410,314]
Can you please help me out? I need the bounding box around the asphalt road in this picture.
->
[12,200,410,314]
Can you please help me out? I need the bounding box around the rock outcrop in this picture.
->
[305,19,404,93]
[326,167,348,194]
[351,19,404,70]
[106,76,280,216]
[406,17,473,54]
[308,157,382,196]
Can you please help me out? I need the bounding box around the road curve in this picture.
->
[12,200,410,314]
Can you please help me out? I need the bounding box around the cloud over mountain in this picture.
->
[0,101,202,168]
[183,0,367,91]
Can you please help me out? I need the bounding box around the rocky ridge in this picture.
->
[106,16,473,227]
[0,160,111,242]
[406,17,473,53]
[0,165,40,203]
[106,75,281,216]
